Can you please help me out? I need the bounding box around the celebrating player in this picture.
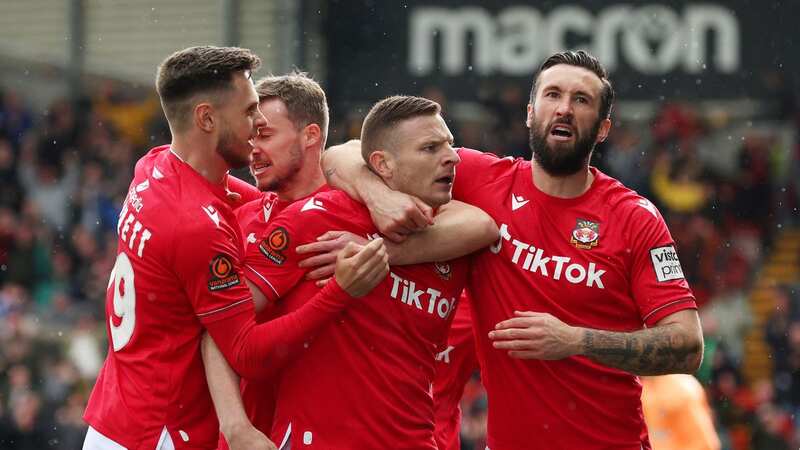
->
[240,95,497,449]
[323,50,704,449]
[82,47,388,450]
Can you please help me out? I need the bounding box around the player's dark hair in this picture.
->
[255,71,329,145]
[530,50,615,119]
[156,46,261,132]
[360,95,441,165]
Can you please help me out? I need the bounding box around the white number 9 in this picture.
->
[108,252,136,351]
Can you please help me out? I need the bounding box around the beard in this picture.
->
[217,127,250,169]
[258,142,304,192]
[529,115,601,176]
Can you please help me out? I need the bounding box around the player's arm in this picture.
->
[578,309,703,375]
[296,201,497,280]
[322,140,433,241]
[488,308,703,375]
[385,200,497,265]
[201,333,276,450]
[206,238,389,379]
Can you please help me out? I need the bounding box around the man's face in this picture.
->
[383,114,459,208]
[217,72,267,169]
[248,98,305,192]
[526,64,610,176]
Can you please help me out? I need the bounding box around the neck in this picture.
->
[171,132,228,185]
[531,160,594,199]
[276,150,327,202]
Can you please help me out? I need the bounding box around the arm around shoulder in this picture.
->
[387,200,498,265]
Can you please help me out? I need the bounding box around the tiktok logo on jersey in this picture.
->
[491,223,606,288]
[388,272,457,319]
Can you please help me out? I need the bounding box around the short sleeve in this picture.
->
[173,221,252,325]
[627,199,696,326]
[243,205,318,303]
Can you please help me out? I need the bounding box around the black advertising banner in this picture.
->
[324,0,798,108]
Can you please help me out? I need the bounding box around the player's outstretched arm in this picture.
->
[204,239,389,378]
[322,140,433,241]
[201,334,276,450]
[489,308,703,376]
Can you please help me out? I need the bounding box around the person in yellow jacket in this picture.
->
[642,374,721,450]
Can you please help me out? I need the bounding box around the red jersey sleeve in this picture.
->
[242,203,318,303]
[172,220,252,325]
[626,198,696,326]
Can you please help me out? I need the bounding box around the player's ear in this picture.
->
[195,102,215,133]
[525,103,533,128]
[368,150,393,179]
[596,118,612,143]
[301,123,322,151]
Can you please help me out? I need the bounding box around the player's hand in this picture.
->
[488,311,583,360]
[297,231,370,287]
[224,422,277,450]
[225,189,243,202]
[334,238,389,297]
[367,190,434,242]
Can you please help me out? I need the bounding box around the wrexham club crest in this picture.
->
[570,219,600,249]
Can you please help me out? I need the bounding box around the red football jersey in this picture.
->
[452,148,696,450]
[433,292,479,450]
[84,146,255,449]
[218,186,329,450]
[245,190,469,449]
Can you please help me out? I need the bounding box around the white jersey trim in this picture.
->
[245,264,280,298]
[642,297,694,324]
[82,425,176,450]
[196,298,251,318]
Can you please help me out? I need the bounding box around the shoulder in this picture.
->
[281,189,366,219]
[455,148,527,199]
[593,169,665,227]
[235,194,268,222]
[457,147,525,174]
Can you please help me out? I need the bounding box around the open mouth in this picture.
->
[250,162,272,176]
[435,175,454,185]
[550,124,574,140]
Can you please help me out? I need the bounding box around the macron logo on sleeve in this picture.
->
[202,205,221,228]
[301,197,326,212]
[637,198,658,218]
[511,193,529,211]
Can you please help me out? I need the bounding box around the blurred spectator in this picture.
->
[703,278,753,365]
[650,151,711,215]
[603,125,650,194]
[0,90,33,148]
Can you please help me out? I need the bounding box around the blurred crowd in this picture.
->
[0,76,798,449]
